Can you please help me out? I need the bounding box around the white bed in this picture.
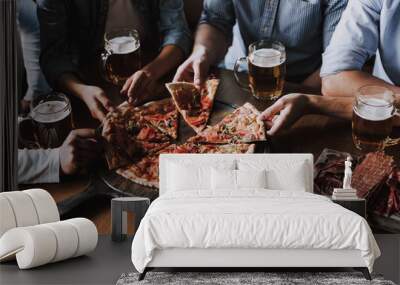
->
[131,154,380,280]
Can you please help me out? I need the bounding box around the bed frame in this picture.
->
[139,154,372,280]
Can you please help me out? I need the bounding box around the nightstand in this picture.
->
[331,197,366,218]
[111,197,150,242]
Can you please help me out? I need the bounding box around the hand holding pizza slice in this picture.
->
[188,102,266,144]
[166,79,219,133]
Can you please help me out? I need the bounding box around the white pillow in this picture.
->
[211,168,236,190]
[238,159,309,191]
[211,169,267,190]
[167,159,235,192]
[236,169,267,189]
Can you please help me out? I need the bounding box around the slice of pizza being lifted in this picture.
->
[188,102,266,144]
[166,79,219,133]
[116,142,255,188]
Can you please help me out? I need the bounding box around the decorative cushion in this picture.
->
[0,189,60,238]
[23,189,60,224]
[236,169,267,189]
[211,168,236,190]
[238,159,309,191]
[211,169,267,191]
[167,160,235,191]
[0,218,98,269]
[0,196,17,237]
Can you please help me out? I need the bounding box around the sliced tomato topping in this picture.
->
[201,95,212,109]
[136,127,156,140]
[187,115,206,126]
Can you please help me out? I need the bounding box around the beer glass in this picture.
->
[352,86,400,152]
[29,92,73,148]
[234,39,286,101]
[102,28,141,86]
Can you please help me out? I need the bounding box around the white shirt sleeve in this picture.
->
[320,0,382,77]
[18,148,60,184]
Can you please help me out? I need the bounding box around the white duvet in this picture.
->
[131,190,380,273]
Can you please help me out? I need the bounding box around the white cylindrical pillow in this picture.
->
[23,189,60,224]
[0,196,17,237]
[1,192,39,227]
[42,221,79,262]
[0,218,98,269]
[0,226,57,269]
[65,218,98,257]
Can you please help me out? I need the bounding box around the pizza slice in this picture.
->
[101,100,175,169]
[166,79,219,133]
[116,143,255,187]
[102,103,171,144]
[135,98,179,140]
[188,102,266,144]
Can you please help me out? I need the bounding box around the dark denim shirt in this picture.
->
[200,0,348,82]
[37,0,192,88]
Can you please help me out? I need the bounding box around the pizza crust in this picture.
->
[166,79,219,134]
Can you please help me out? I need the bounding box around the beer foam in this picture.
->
[31,101,70,123]
[249,48,283,68]
[355,98,393,121]
[108,36,139,54]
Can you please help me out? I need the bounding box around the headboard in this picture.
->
[159,153,314,195]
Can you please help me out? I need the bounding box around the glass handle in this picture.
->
[384,137,400,148]
[384,107,400,148]
[18,116,40,148]
[101,49,112,81]
[233,57,250,90]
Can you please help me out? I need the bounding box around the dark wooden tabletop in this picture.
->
[19,69,400,234]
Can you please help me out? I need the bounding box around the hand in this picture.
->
[259,93,311,136]
[120,70,156,105]
[79,86,114,121]
[173,47,211,88]
[20,99,31,114]
[59,129,103,176]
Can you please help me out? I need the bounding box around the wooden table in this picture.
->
[19,69,400,234]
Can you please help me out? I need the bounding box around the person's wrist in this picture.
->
[192,45,212,65]
[141,66,158,81]
[300,94,314,115]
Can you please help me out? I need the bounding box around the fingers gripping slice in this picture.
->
[166,79,219,133]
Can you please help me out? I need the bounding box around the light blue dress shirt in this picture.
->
[321,0,400,86]
[200,0,348,83]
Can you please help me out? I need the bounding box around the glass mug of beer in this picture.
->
[234,39,286,101]
[102,28,141,86]
[352,86,400,152]
[19,92,74,149]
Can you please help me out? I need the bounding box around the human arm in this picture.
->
[58,74,114,121]
[120,0,191,104]
[18,129,102,184]
[37,0,80,90]
[18,148,61,184]
[173,0,235,87]
[320,0,400,96]
[259,94,354,136]
[323,71,400,97]
[37,1,113,121]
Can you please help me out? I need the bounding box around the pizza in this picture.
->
[188,102,266,144]
[102,99,178,169]
[116,143,255,188]
[136,98,179,139]
[166,79,219,133]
